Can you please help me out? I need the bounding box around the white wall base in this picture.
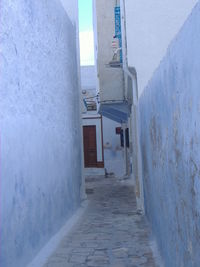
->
[27,201,88,267]
[84,168,105,176]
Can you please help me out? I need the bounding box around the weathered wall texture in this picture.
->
[0,1,81,266]
[139,3,200,267]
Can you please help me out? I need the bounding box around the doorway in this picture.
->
[83,125,98,167]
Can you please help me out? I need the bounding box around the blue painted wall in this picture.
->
[139,3,200,266]
[0,1,82,266]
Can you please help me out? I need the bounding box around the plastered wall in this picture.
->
[124,0,197,96]
[103,117,125,177]
[139,3,200,266]
[0,1,81,266]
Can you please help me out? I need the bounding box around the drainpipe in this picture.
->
[120,0,144,213]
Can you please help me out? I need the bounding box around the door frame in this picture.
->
[82,116,104,168]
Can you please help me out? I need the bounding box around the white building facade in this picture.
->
[81,66,104,175]
[81,66,125,177]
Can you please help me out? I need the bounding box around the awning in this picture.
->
[98,102,131,123]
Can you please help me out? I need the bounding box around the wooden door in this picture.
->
[83,126,97,167]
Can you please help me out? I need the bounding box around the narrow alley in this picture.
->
[44,176,159,267]
[1,0,200,266]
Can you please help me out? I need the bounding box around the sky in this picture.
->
[78,0,94,65]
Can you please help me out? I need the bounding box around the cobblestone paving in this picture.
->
[44,176,159,267]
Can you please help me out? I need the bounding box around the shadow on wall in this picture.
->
[139,3,200,267]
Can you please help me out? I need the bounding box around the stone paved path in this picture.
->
[44,176,159,267]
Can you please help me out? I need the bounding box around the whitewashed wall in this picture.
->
[93,0,124,102]
[81,66,104,175]
[0,1,82,266]
[123,0,198,96]
[81,66,125,177]
[103,117,125,177]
